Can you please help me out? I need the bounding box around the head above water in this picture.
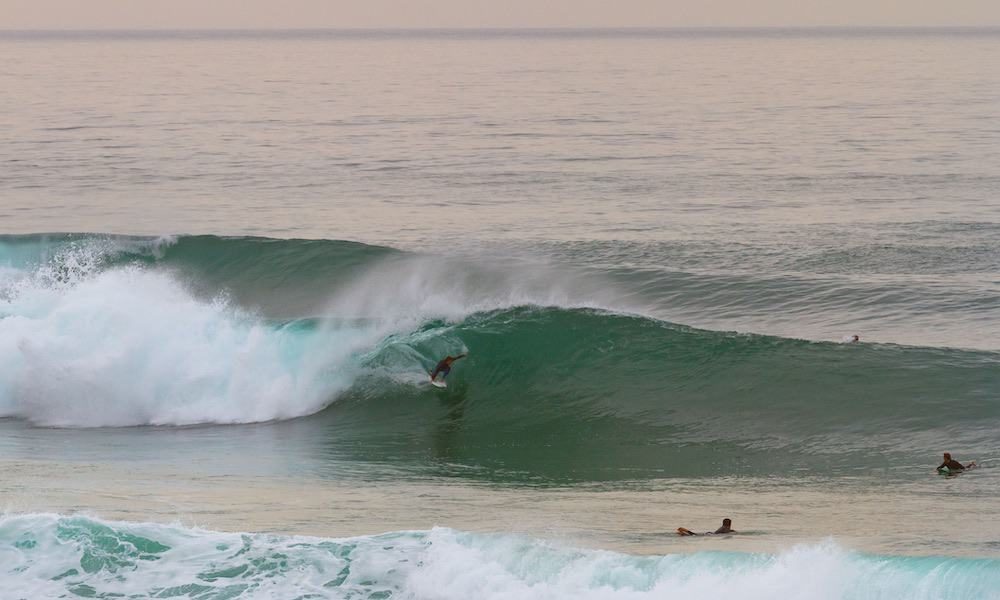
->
[852,335,860,342]
[722,518,732,526]
[943,452,952,460]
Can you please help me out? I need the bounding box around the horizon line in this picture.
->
[3,25,1000,33]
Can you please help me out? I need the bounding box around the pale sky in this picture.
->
[1,0,998,29]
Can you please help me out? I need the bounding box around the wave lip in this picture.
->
[3,514,1000,600]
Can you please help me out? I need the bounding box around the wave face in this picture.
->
[0,234,627,428]
[3,514,999,600]
[1,234,998,480]
[336,306,1000,480]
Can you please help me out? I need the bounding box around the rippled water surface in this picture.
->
[2,29,999,598]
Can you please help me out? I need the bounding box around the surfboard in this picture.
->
[938,463,977,476]
[430,379,447,389]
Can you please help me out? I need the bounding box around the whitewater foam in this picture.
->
[3,514,999,600]
[0,240,375,426]
[0,270,344,426]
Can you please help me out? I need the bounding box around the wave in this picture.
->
[1,233,997,480]
[0,234,628,427]
[332,306,1000,479]
[3,514,998,600]
[5,231,998,352]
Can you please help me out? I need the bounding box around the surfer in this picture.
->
[430,354,466,382]
[677,518,735,536]
[937,452,975,472]
[850,334,860,343]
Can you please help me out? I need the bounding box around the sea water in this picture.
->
[1,29,999,599]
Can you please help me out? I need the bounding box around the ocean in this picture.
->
[1,28,999,599]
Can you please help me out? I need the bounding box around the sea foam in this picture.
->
[3,514,998,600]
[0,243,359,426]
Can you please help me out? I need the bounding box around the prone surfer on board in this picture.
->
[937,452,975,472]
[430,354,466,383]
[677,518,735,536]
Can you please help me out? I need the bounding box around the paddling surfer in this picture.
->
[677,518,735,536]
[937,452,975,472]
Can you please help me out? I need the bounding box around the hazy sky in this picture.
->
[2,0,999,29]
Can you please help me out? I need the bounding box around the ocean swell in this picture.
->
[0,234,997,481]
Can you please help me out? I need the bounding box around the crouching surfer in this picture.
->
[430,354,467,383]
[677,518,735,536]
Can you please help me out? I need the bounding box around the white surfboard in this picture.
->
[430,379,447,388]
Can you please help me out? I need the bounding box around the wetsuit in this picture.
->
[938,459,966,471]
[430,359,452,381]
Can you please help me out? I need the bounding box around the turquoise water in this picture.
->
[2,29,999,598]
[5,514,1000,600]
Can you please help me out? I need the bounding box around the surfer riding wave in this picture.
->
[430,354,467,383]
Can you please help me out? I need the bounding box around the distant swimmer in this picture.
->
[841,334,861,343]
[430,354,467,383]
[851,334,860,343]
[937,452,976,473]
[677,518,735,536]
